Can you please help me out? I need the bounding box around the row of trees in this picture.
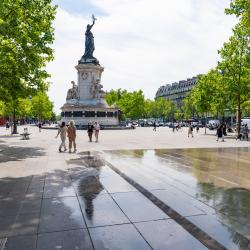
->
[183,0,250,135]
[0,91,54,122]
[0,0,56,133]
[106,89,177,120]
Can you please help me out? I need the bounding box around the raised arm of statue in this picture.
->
[88,14,96,30]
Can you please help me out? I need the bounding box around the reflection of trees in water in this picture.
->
[75,153,105,219]
[197,182,250,248]
[116,149,145,158]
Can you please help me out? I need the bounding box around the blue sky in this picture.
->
[53,0,106,16]
[48,0,236,113]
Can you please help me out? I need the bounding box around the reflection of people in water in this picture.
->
[78,154,104,219]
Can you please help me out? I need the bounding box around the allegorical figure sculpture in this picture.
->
[90,78,106,99]
[79,15,99,65]
[66,81,80,100]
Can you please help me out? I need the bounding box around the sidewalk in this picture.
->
[0,126,249,249]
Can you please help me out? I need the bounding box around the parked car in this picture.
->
[242,118,250,128]
[119,121,127,127]
[207,120,220,130]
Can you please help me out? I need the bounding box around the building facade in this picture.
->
[155,76,198,108]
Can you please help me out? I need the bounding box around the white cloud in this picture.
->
[47,0,236,113]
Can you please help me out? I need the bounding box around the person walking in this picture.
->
[68,120,77,153]
[87,122,94,142]
[153,121,157,131]
[38,122,42,132]
[93,121,100,142]
[243,124,249,141]
[188,123,194,138]
[216,124,224,142]
[56,121,68,152]
[6,121,9,130]
[196,125,199,133]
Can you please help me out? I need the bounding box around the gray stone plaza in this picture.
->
[0,126,249,249]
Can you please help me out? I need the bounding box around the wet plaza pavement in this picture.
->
[0,128,250,249]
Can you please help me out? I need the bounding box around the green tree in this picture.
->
[189,72,218,134]
[118,90,145,119]
[144,99,154,118]
[0,0,56,133]
[218,23,250,135]
[183,95,195,120]
[0,101,4,117]
[106,88,127,106]
[106,89,146,119]
[225,0,250,32]
[223,0,250,134]
[31,92,53,121]
[0,98,32,121]
[153,97,173,120]
[242,100,250,117]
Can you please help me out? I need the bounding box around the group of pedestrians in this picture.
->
[56,120,77,153]
[55,121,100,153]
[87,122,100,142]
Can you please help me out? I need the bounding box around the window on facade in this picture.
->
[61,112,65,117]
[97,111,106,117]
[65,112,72,117]
[73,111,83,117]
[85,111,96,117]
[107,112,114,117]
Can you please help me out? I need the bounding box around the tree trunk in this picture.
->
[237,102,241,136]
[12,108,18,134]
[204,113,207,135]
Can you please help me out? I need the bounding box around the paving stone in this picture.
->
[100,175,136,193]
[78,193,129,227]
[19,198,42,215]
[111,191,169,222]
[187,214,250,250]
[0,215,15,238]
[37,229,93,250]
[89,224,151,250]
[10,213,40,236]
[0,235,37,250]
[152,189,206,216]
[43,177,75,198]
[39,197,85,233]
[0,198,21,216]
[135,219,208,250]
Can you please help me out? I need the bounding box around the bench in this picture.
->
[20,133,31,140]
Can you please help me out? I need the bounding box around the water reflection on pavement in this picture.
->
[104,147,250,249]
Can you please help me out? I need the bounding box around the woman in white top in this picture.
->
[56,122,68,152]
[93,121,100,142]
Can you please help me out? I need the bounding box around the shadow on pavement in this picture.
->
[0,145,46,163]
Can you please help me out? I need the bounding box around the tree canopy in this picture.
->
[0,0,56,131]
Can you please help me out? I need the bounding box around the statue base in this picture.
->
[78,56,99,65]
[60,103,119,126]
[61,62,119,127]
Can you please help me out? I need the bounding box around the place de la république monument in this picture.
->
[60,15,119,127]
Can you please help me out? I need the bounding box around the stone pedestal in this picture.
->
[61,63,119,127]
